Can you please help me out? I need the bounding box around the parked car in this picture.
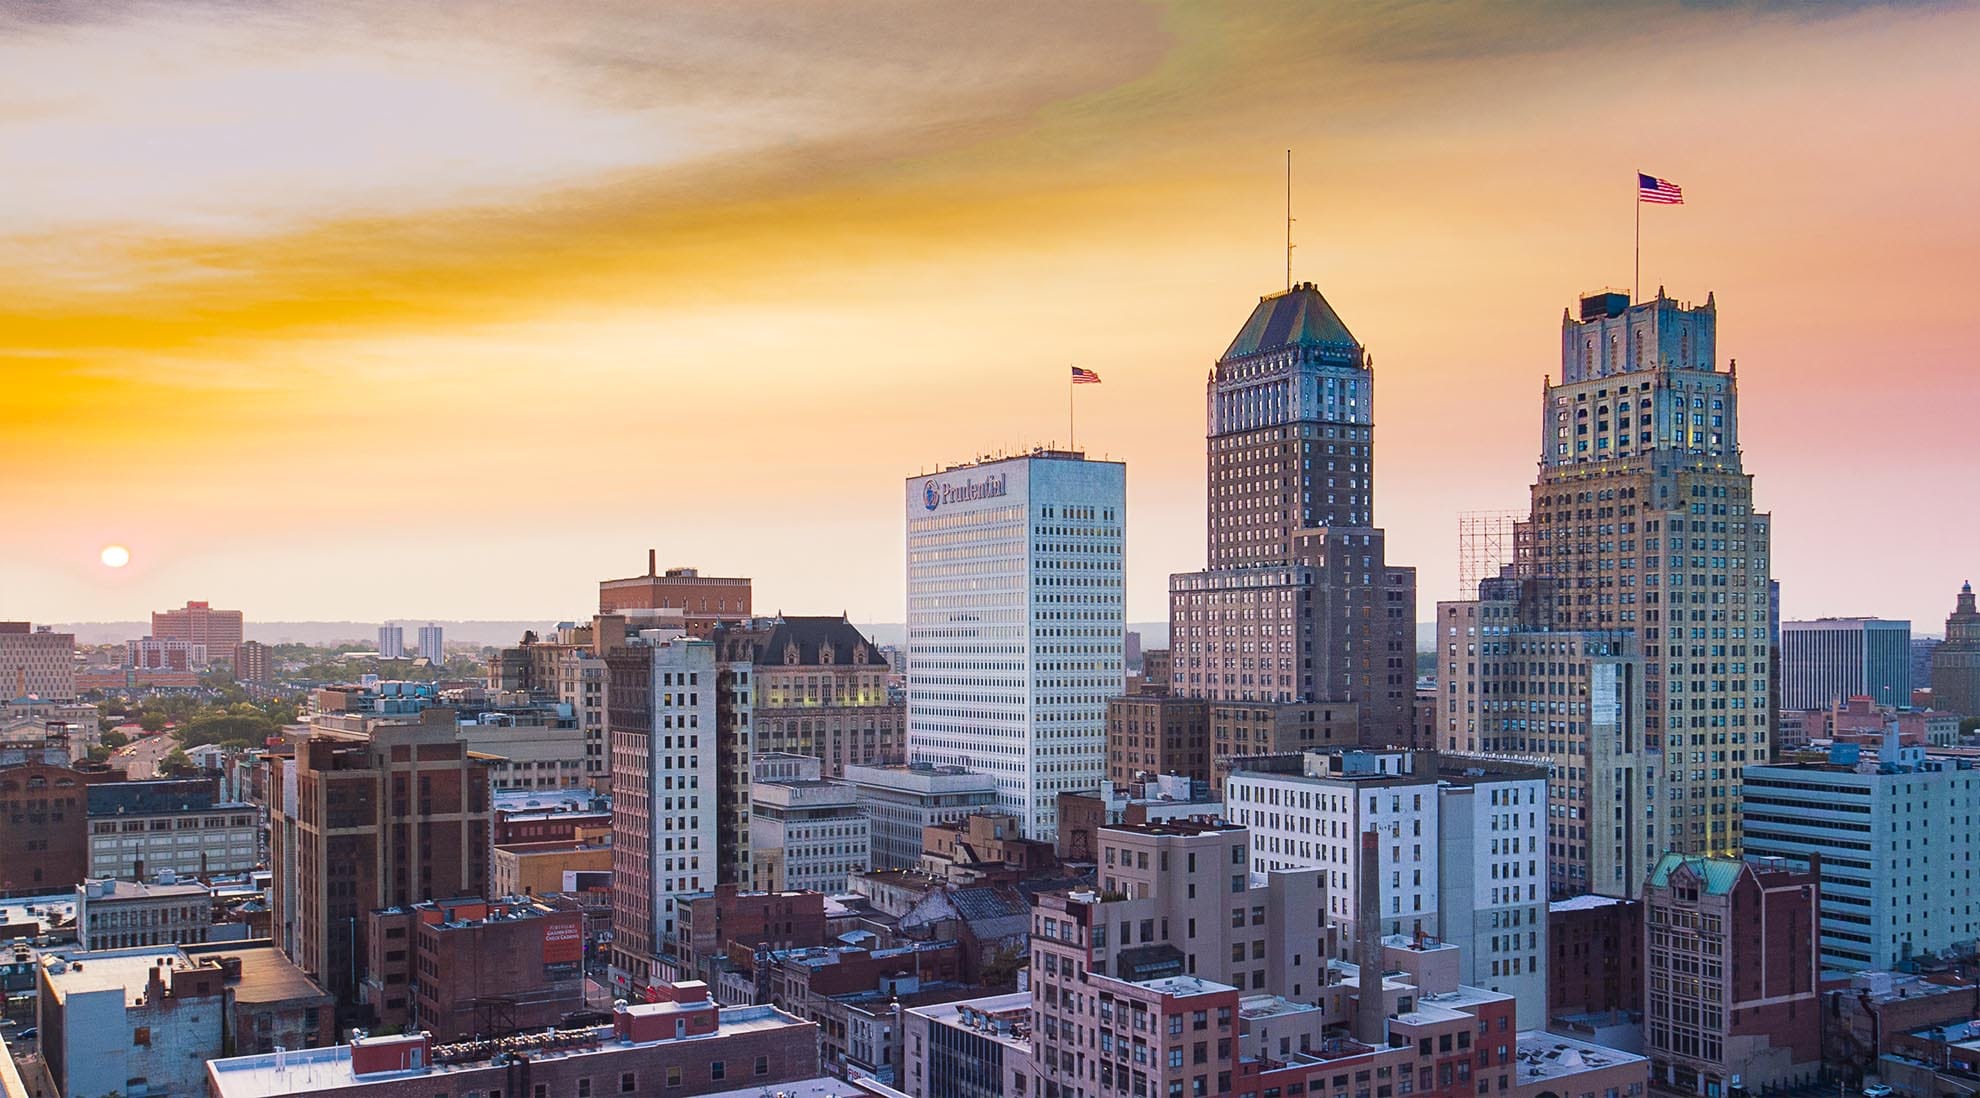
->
[1864,1085,1894,1098]
[15,1027,35,1040]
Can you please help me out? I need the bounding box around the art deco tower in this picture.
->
[1522,289,1771,857]
[1169,283,1417,755]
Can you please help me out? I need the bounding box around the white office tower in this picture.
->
[905,449,1126,839]
[416,623,445,664]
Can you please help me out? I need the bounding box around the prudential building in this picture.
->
[904,449,1126,839]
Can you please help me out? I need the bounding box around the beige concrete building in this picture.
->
[491,839,612,901]
[0,622,75,701]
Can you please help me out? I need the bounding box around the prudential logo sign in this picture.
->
[924,473,1008,511]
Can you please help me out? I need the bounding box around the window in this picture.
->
[755,1057,770,1076]
[711,1062,725,1082]
[621,1074,636,1093]
[666,1068,681,1089]
[578,1080,590,1098]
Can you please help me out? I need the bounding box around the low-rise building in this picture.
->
[362,896,586,1041]
[38,943,332,1098]
[491,786,612,845]
[751,779,870,894]
[672,885,831,988]
[901,992,1034,1098]
[842,763,1000,873]
[75,876,215,950]
[207,985,820,1098]
[491,839,612,902]
[86,777,259,881]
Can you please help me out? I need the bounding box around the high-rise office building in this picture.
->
[904,449,1126,839]
[235,640,272,686]
[376,624,405,659]
[151,601,244,665]
[1223,749,1551,1027]
[1931,581,1980,718]
[1167,283,1418,757]
[1780,617,1910,710]
[1434,580,1651,899]
[606,634,749,992]
[1745,734,1980,971]
[268,720,494,1008]
[416,623,444,664]
[1522,290,1771,856]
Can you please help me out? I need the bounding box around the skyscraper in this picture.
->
[1168,283,1418,755]
[1930,582,1980,718]
[1523,290,1771,857]
[1779,617,1910,710]
[904,449,1126,839]
[151,600,244,666]
[377,624,405,659]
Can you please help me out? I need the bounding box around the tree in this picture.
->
[159,747,197,775]
[101,730,130,750]
[137,712,169,733]
[1962,717,1980,737]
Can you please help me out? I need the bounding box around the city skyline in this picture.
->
[5,2,1977,629]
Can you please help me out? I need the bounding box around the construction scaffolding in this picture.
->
[1457,510,1525,595]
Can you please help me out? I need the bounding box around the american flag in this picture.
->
[1638,173,1684,205]
[1071,366,1102,384]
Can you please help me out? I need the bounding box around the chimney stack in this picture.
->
[648,548,657,577]
[1355,827,1386,1046]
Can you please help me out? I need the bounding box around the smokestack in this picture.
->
[1356,827,1386,1046]
[648,548,657,577]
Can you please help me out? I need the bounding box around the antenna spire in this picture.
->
[1285,149,1295,290]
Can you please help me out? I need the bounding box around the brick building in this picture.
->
[598,552,751,636]
[150,601,245,667]
[491,839,612,902]
[75,876,215,950]
[673,884,830,986]
[1547,895,1642,1026]
[268,722,494,1011]
[86,776,259,881]
[491,787,612,845]
[362,896,585,1041]
[206,986,821,1098]
[0,761,91,897]
[1642,852,1821,1095]
[1104,692,1209,787]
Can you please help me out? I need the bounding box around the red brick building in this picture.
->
[270,718,494,1012]
[1643,853,1821,1095]
[363,896,584,1040]
[206,985,822,1098]
[674,884,829,983]
[1104,692,1210,787]
[1548,895,1643,1023]
[0,762,96,897]
[150,600,245,665]
[598,553,751,636]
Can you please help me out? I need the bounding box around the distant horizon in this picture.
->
[5,3,1975,631]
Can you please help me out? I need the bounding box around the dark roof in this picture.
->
[949,887,1027,924]
[1221,282,1360,363]
[87,777,221,816]
[718,616,887,668]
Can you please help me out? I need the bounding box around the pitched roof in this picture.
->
[1648,852,1745,894]
[719,616,887,668]
[1221,282,1361,363]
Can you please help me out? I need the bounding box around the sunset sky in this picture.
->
[4,1,1977,632]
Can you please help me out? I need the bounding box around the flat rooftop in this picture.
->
[905,991,1032,1052]
[1551,894,1632,913]
[1513,1031,1647,1080]
[209,1006,805,1098]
